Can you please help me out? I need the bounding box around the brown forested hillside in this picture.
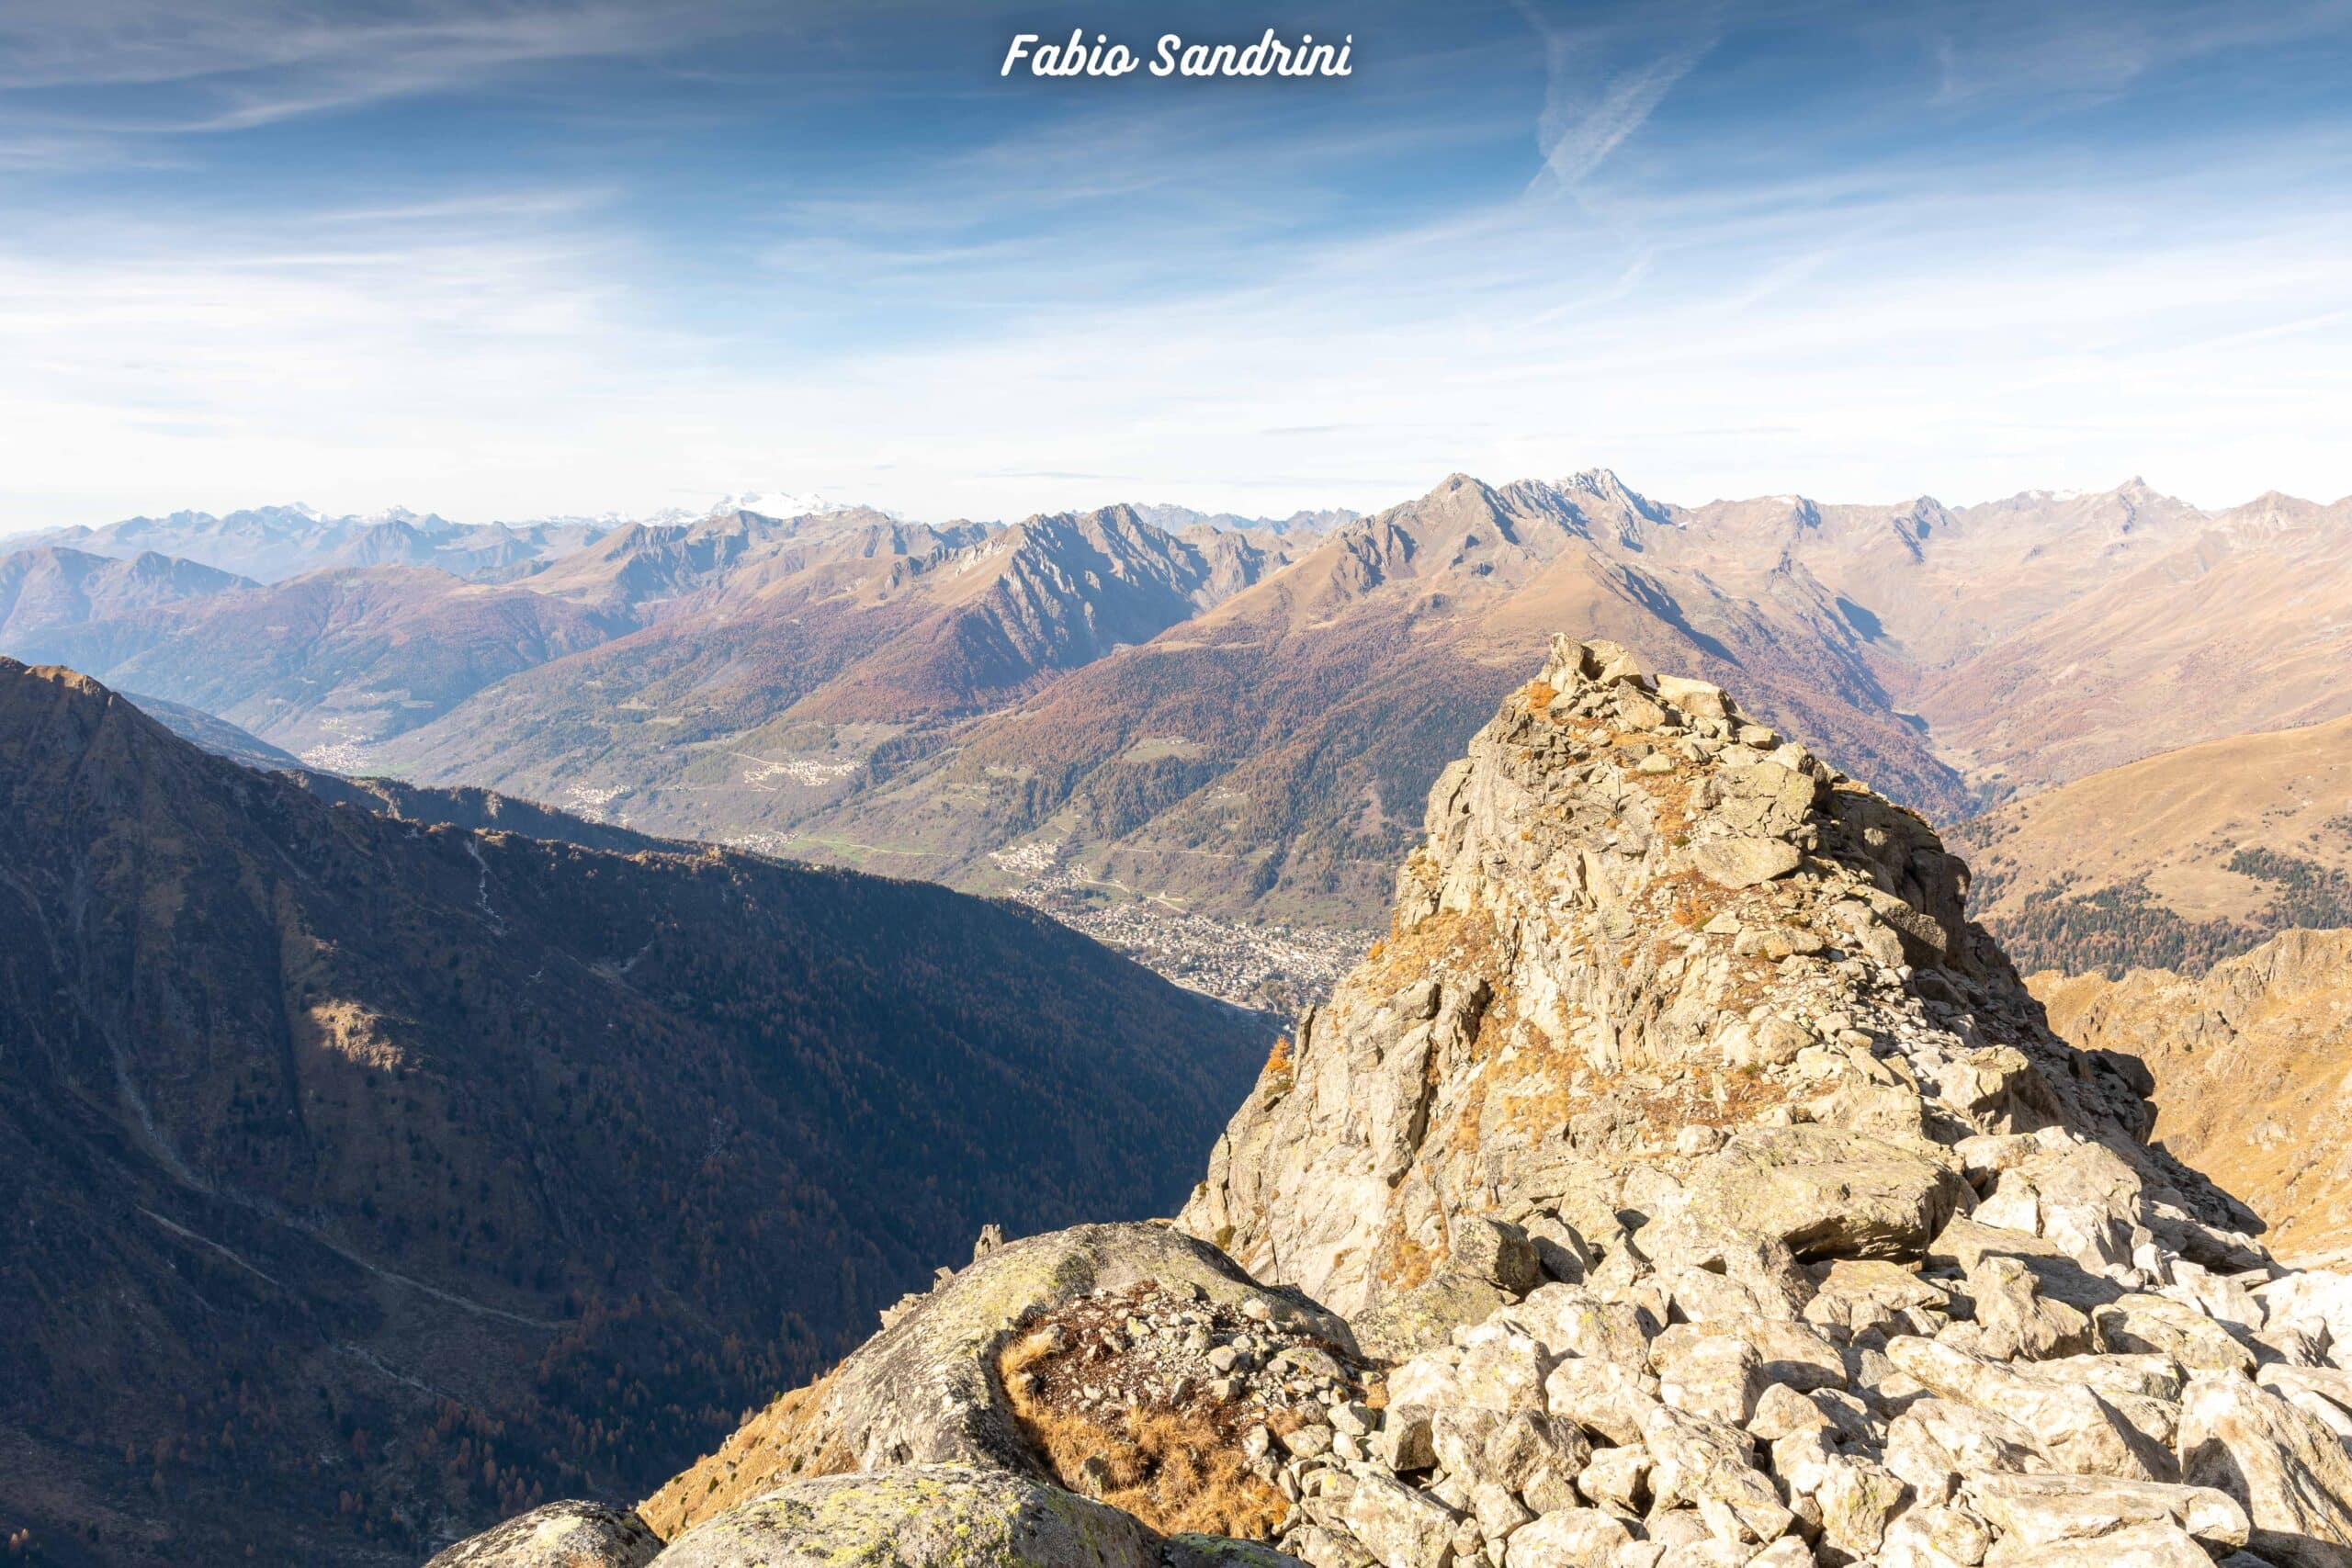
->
[0,659,1270,1568]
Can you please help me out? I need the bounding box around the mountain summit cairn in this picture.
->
[433,637,2352,1568]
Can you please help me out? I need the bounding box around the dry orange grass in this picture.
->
[1259,1035,1295,1096]
[996,1336,1286,1538]
[639,1367,854,1538]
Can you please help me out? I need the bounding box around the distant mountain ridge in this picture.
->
[11,469,2352,963]
[0,502,1299,781]
[0,545,253,654]
[779,468,2352,936]
[10,504,604,584]
[34,565,633,766]
[6,495,1342,591]
[790,469,1973,924]
[1129,502,1360,537]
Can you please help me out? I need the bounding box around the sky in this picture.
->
[2,0,2349,533]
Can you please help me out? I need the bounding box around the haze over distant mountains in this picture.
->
[7,469,2350,984]
[2,497,1353,584]
[11,504,604,585]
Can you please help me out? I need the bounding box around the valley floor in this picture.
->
[991,852,1374,1015]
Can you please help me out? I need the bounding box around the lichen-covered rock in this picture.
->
[1964,1254,2094,1359]
[1351,1272,1512,1361]
[643,1223,1350,1534]
[1884,1337,2177,1481]
[1980,1517,2221,1567]
[1163,1535,1308,1568]
[651,1465,1159,1568]
[1450,1216,1542,1294]
[1962,1472,2249,1552]
[2095,1292,2258,1376]
[1651,1326,1765,1425]
[1337,1472,1459,1568]
[1691,835,1802,888]
[422,1501,661,1568]
[1640,1402,1794,1544]
[1686,1125,1973,1261]
[1500,1506,1630,1567]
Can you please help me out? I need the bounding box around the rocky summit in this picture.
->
[429,637,2352,1568]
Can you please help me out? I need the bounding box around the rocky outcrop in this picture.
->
[420,1502,661,1568]
[430,639,2352,1568]
[1181,635,2245,1317]
[635,1222,1354,1532]
[638,1223,1351,1538]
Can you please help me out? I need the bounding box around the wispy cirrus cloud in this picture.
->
[0,0,738,94]
[1916,0,2352,105]
[0,0,2347,531]
[1511,0,1722,188]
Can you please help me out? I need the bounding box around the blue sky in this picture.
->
[2,0,2348,531]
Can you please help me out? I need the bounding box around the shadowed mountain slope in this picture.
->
[119,690,306,771]
[0,658,1270,1568]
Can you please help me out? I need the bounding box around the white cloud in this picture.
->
[1,6,2347,532]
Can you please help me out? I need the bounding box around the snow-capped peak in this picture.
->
[698,489,895,522]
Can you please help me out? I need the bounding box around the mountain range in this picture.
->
[10,505,607,585]
[0,657,1270,1567]
[7,469,2351,984]
[16,476,2352,1565]
[745,471,2352,942]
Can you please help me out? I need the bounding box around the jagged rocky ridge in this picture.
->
[431,638,2352,1568]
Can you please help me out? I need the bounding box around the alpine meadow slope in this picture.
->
[2033,930,2352,1265]
[1954,716,2352,976]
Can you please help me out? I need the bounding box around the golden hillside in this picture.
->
[2034,929,2352,1263]
[1954,713,2352,975]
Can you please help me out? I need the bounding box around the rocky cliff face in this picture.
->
[428,640,2352,1568]
[1178,635,2247,1328]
